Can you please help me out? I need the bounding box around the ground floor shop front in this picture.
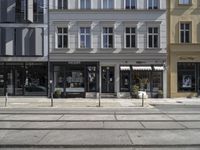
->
[50,62,167,98]
[169,51,200,98]
[0,62,48,96]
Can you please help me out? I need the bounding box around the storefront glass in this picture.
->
[178,62,196,92]
[0,64,4,95]
[24,63,47,96]
[102,67,115,93]
[86,66,98,92]
[133,71,151,92]
[5,63,24,96]
[53,66,65,94]
[120,70,130,92]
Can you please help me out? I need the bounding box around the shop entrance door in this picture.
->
[5,65,24,96]
[102,66,115,93]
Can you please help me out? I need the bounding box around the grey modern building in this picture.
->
[49,0,167,98]
[0,0,48,96]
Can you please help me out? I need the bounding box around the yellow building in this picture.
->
[168,0,200,97]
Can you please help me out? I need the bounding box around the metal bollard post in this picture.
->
[5,92,8,107]
[142,93,144,107]
[51,92,53,107]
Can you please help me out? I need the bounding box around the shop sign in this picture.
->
[68,61,81,65]
[179,57,196,61]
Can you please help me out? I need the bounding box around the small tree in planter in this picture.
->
[157,90,163,98]
[131,85,140,98]
[53,90,61,98]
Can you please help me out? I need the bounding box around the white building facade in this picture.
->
[49,0,167,98]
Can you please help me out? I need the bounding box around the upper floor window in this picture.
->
[125,0,136,9]
[148,0,159,9]
[179,0,191,5]
[80,27,91,48]
[103,0,114,9]
[58,0,68,9]
[0,27,43,56]
[125,27,136,48]
[180,23,191,43]
[148,27,159,48]
[57,27,68,48]
[103,27,114,48]
[80,0,91,9]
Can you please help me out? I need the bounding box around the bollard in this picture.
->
[142,93,144,107]
[5,92,8,107]
[51,92,53,107]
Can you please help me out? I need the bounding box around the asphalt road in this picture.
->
[0,105,200,150]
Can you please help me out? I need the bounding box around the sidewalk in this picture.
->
[0,96,200,108]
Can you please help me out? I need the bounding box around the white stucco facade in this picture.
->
[49,0,167,98]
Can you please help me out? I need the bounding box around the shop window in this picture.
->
[0,65,4,96]
[152,71,163,90]
[86,66,97,92]
[178,62,196,92]
[66,70,84,91]
[120,71,130,92]
[133,71,151,92]
[53,66,65,94]
[24,63,47,96]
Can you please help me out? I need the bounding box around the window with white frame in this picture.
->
[103,0,114,9]
[57,27,68,48]
[125,0,136,9]
[80,27,91,48]
[179,0,191,5]
[80,0,91,9]
[148,0,159,9]
[148,27,159,48]
[103,27,113,48]
[180,23,191,43]
[125,27,136,48]
[58,0,68,9]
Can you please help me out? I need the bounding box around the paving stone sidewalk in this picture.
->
[0,97,200,108]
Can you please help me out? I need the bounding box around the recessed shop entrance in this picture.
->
[5,64,24,96]
[102,66,115,93]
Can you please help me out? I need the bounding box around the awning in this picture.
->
[120,66,130,71]
[154,66,164,71]
[132,66,152,71]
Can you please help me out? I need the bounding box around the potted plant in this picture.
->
[131,85,139,98]
[157,90,163,98]
[53,90,61,98]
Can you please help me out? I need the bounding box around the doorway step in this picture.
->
[101,93,117,98]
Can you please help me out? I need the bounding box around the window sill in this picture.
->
[122,48,138,51]
[76,48,93,51]
[145,48,161,50]
[178,4,193,6]
[100,48,116,51]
